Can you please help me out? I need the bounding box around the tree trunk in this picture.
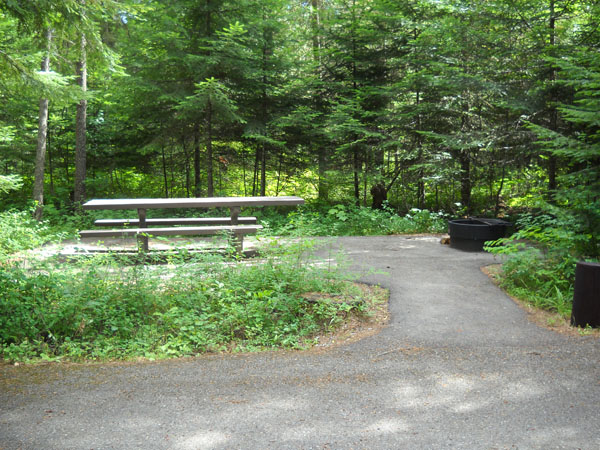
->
[415,89,425,209]
[494,163,506,216]
[161,145,169,198]
[548,152,557,193]
[318,150,328,201]
[206,100,214,197]
[64,140,70,182]
[371,182,387,209]
[169,141,175,194]
[260,144,266,196]
[204,0,214,198]
[252,146,259,196]
[242,150,247,196]
[417,175,425,209]
[547,0,558,196]
[194,122,201,196]
[275,153,283,195]
[260,17,269,197]
[458,93,472,214]
[459,151,471,213]
[310,0,321,65]
[311,0,328,201]
[48,127,54,195]
[181,135,190,197]
[74,30,87,206]
[33,28,52,221]
[353,147,360,206]
[61,107,70,183]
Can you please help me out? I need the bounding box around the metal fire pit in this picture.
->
[448,217,511,251]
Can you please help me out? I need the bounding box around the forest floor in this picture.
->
[2,235,599,449]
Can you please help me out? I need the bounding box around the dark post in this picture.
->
[229,206,240,225]
[137,208,149,252]
[233,232,244,254]
[571,261,600,328]
[229,206,242,254]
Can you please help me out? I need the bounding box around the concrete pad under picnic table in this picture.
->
[1,235,599,449]
[46,235,264,256]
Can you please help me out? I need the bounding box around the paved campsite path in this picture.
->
[1,236,599,449]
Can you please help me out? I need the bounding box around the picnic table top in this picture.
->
[82,196,305,210]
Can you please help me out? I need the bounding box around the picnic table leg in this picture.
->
[229,206,240,225]
[137,208,149,252]
[233,232,244,254]
[229,206,242,254]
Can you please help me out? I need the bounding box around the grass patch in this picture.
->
[0,238,387,363]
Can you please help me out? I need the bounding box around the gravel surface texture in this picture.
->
[1,235,598,450]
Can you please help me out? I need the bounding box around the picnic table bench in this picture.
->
[79,196,305,253]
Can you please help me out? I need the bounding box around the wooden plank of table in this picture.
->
[94,217,258,226]
[80,225,263,238]
[82,196,305,210]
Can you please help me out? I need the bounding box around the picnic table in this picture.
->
[79,196,305,253]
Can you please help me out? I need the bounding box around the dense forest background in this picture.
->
[1,0,599,360]
[0,0,598,223]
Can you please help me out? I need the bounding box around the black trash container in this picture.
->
[571,261,600,328]
[448,218,511,251]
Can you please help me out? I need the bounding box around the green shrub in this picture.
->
[0,174,22,194]
[0,240,376,362]
[485,212,596,318]
[0,208,65,256]
[258,203,447,237]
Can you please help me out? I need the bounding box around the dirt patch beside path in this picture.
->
[305,283,389,353]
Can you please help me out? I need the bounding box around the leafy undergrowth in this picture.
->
[490,247,575,319]
[0,208,69,257]
[483,265,599,337]
[257,203,448,237]
[0,239,387,363]
[2,203,449,247]
[485,212,599,322]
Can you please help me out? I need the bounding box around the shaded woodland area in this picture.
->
[1,0,599,362]
[0,0,598,222]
